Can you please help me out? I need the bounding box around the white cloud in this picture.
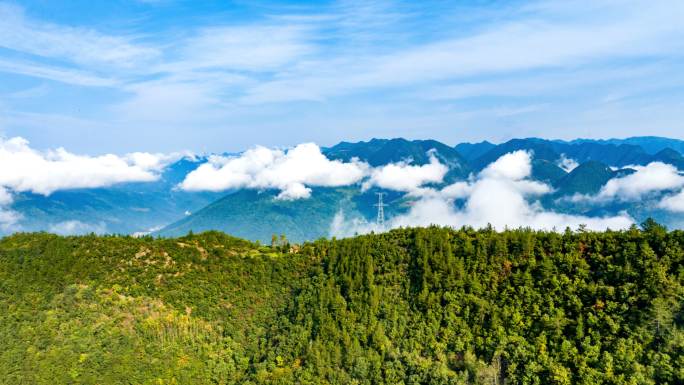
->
[0,186,12,206]
[168,25,312,72]
[180,144,457,199]
[0,186,20,231]
[440,181,472,199]
[48,220,107,235]
[596,162,684,201]
[180,143,369,200]
[0,137,174,195]
[241,0,684,103]
[329,209,381,239]
[480,150,532,180]
[332,150,633,237]
[0,208,20,231]
[557,154,579,172]
[658,190,684,213]
[0,58,117,87]
[362,150,448,192]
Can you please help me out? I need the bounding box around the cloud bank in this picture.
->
[0,136,181,232]
[659,191,684,213]
[596,162,684,201]
[180,144,454,199]
[565,162,684,208]
[0,137,174,196]
[394,151,632,231]
[362,150,448,192]
[331,150,633,238]
[179,143,369,200]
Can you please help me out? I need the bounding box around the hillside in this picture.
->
[157,187,408,243]
[7,136,684,241]
[160,137,684,242]
[325,138,472,180]
[1,226,682,384]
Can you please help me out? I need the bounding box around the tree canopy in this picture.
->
[0,226,682,384]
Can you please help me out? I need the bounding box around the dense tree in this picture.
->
[0,226,682,384]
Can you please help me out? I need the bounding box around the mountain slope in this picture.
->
[472,137,677,172]
[454,140,496,161]
[553,160,615,196]
[651,147,684,169]
[569,136,684,155]
[471,138,560,170]
[531,159,568,184]
[325,138,471,179]
[554,142,651,167]
[1,227,682,384]
[5,136,684,240]
[158,187,409,242]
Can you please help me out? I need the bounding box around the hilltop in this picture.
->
[1,226,682,384]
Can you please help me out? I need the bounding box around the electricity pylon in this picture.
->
[375,192,387,226]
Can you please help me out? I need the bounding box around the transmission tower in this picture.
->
[375,192,387,226]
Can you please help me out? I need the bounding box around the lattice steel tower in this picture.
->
[375,192,387,226]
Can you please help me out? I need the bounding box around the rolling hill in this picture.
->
[1,226,682,384]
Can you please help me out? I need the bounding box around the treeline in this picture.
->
[0,224,682,384]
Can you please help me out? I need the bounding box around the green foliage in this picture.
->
[1,226,683,384]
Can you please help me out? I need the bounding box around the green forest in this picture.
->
[0,224,682,384]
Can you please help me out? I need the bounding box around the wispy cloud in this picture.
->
[240,0,684,103]
[0,58,117,87]
[0,3,158,69]
[1,0,684,151]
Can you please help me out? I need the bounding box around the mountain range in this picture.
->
[4,136,684,243]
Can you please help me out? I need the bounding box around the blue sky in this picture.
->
[0,0,683,154]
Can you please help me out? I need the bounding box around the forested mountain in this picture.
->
[552,161,617,196]
[5,136,684,242]
[454,141,496,162]
[469,138,659,171]
[1,226,682,384]
[163,136,684,242]
[568,136,684,155]
[158,187,409,243]
[326,138,467,166]
[325,137,472,180]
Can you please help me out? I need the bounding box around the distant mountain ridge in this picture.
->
[566,136,684,155]
[325,137,472,180]
[4,135,684,242]
[467,137,661,170]
[159,136,684,242]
